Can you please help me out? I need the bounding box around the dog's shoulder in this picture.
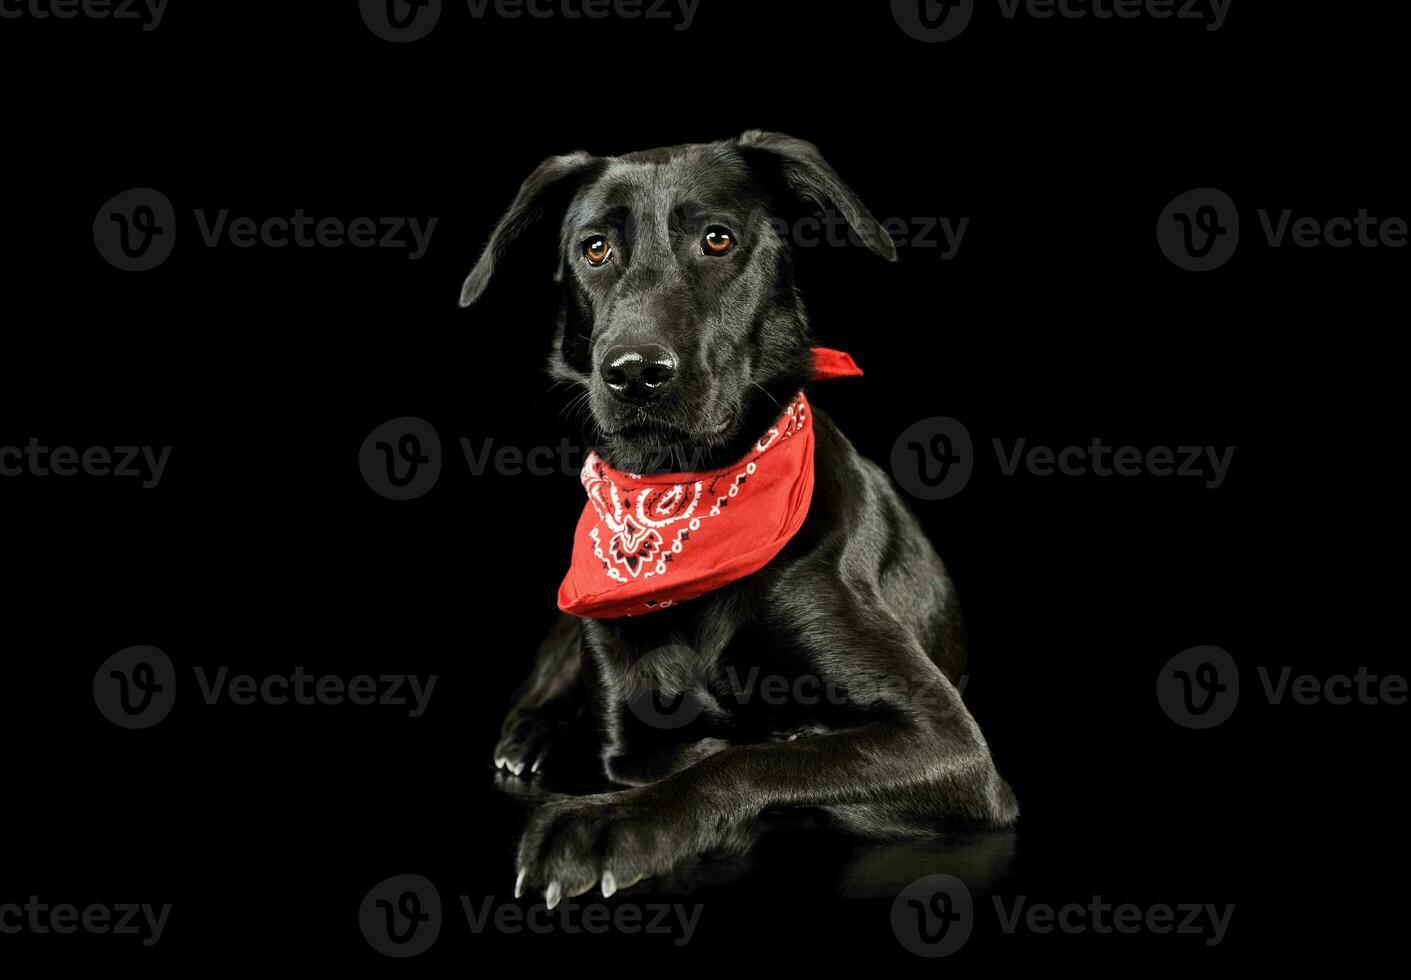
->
[808,406,926,536]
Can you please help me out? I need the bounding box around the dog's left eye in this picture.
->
[583,236,613,267]
[702,226,735,256]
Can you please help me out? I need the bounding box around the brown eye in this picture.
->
[702,226,735,256]
[583,236,612,266]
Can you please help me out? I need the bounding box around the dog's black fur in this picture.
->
[461,131,1017,905]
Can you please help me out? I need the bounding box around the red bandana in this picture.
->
[558,348,861,619]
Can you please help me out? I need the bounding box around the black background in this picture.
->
[1,0,1402,968]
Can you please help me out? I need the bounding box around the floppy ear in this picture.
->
[459,151,603,308]
[735,130,898,262]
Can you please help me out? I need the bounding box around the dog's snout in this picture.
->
[600,344,677,402]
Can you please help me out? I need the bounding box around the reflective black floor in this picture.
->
[491,771,1018,900]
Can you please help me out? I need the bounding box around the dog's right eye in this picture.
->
[583,237,613,267]
[702,226,736,256]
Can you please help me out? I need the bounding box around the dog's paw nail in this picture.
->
[511,761,525,776]
[545,881,562,910]
[515,868,527,899]
[600,871,617,898]
[530,757,543,774]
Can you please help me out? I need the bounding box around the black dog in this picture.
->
[461,131,1017,906]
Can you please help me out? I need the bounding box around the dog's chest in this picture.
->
[583,591,833,755]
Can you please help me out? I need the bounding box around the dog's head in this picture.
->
[460,131,895,474]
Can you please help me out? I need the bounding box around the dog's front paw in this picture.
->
[493,708,567,778]
[514,790,711,906]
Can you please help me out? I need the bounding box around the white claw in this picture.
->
[510,761,525,776]
[545,881,562,910]
[514,868,527,899]
[601,871,617,898]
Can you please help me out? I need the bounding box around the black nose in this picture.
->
[600,344,677,402]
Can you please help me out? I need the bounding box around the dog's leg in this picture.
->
[514,641,1015,903]
[494,613,590,779]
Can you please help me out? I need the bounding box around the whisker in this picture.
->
[557,386,591,426]
[751,381,782,411]
[534,378,572,409]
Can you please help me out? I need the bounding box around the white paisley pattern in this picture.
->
[579,394,808,589]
